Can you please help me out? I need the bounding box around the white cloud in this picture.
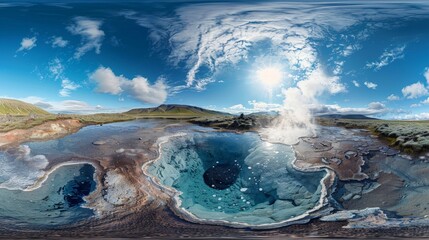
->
[248,100,282,112]
[352,80,360,87]
[368,101,385,110]
[50,36,68,48]
[421,97,429,104]
[90,67,168,105]
[364,81,377,89]
[228,104,246,110]
[59,79,80,97]
[387,94,400,101]
[67,17,104,59]
[91,67,123,94]
[411,103,422,108]
[401,82,428,99]
[223,101,282,114]
[366,45,406,71]
[53,100,100,112]
[17,37,37,52]
[312,102,387,116]
[48,58,64,80]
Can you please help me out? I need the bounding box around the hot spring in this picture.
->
[0,162,96,228]
[147,131,327,226]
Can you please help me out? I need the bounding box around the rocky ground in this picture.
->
[318,118,429,154]
[0,119,83,148]
[189,114,274,131]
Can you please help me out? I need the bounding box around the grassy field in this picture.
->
[0,115,59,132]
[0,99,50,115]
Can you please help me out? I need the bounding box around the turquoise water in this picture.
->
[0,163,96,228]
[148,131,326,225]
[0,120,177,229]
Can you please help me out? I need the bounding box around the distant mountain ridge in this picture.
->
[125,104,228,116]
[318,114,377,120]
[0,98,50,116]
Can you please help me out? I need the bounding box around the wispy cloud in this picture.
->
[421,97,429,104]
[67,17,104,59]
[59,79,80,97]
[125,3,429,92]
[352,80,360,87]
[90,66,168,105]
[364,81,377,89]
[366,45,406,71]
[387,94,400,101]
[48,58,65,80]
[17,37,37,52]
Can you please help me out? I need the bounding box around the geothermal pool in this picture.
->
[0,161,96,228]
[147,131,327,226]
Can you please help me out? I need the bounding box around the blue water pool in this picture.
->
[0,163,96,228]
[148,131,327,226]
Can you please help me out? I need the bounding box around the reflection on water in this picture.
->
[25,120,166,158]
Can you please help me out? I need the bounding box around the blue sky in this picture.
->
[1,1,429,119]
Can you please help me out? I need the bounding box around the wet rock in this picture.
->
[344,150,358,159]
[321,157,342,165]
[330,157,342,165]
[312,141,332,151]
[92,140,106,145]
[189,114,274,131]
[385,148,400,156]
[320,207,385,222]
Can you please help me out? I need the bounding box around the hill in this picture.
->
[125,104,228,117]
[317,114,377,120]
[0,98,50,116]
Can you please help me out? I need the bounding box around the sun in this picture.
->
[256,67,283,88]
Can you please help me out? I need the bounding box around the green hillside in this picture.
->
[125,104,227,117]
[0,98,50,116]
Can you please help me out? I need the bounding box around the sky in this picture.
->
[1,1,429,119]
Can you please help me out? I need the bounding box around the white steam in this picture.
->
[0,145,49,190]
[260,67,345,145]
